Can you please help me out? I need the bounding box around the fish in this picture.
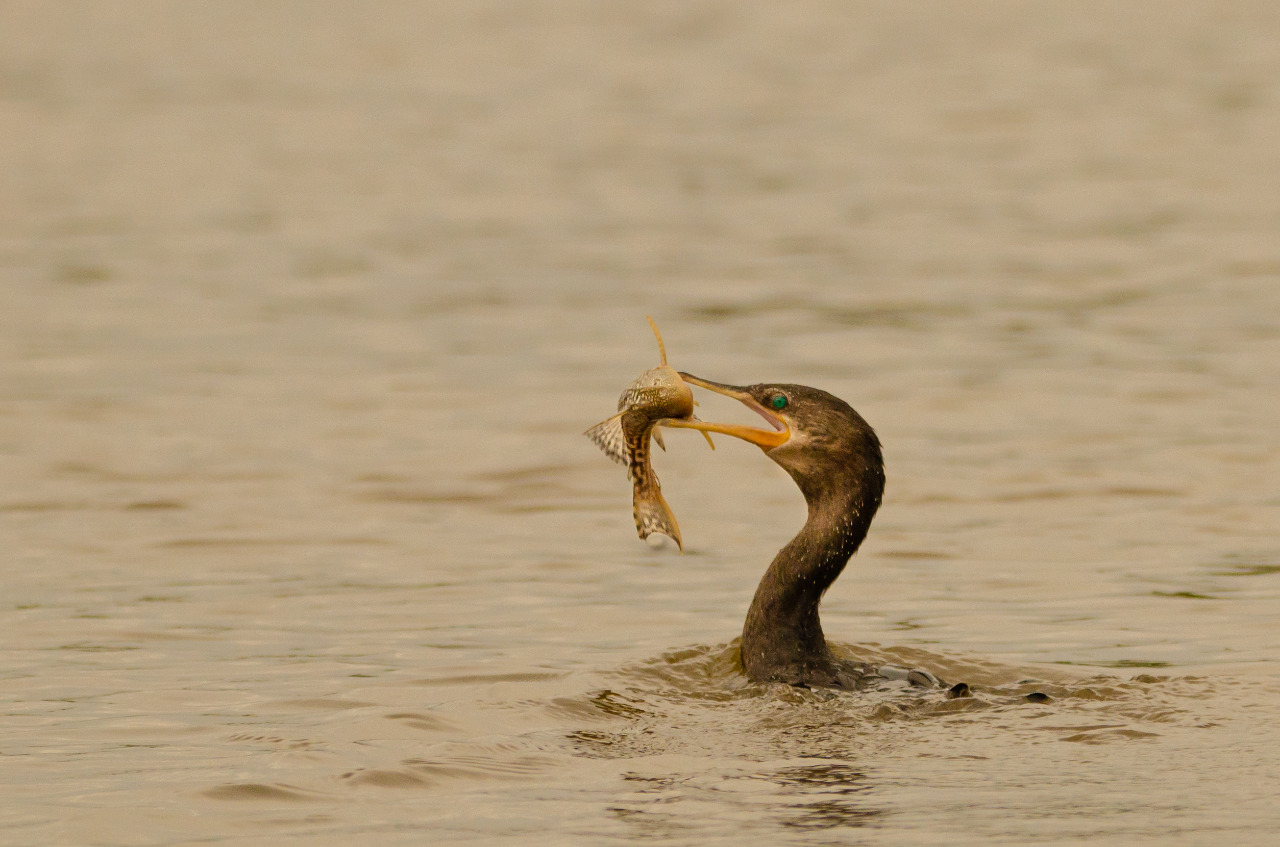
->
[585,317,714,550]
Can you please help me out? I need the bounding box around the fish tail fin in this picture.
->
[584,413,628,466]
[633,470,683,551]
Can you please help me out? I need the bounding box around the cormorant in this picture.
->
[665,374,940,690]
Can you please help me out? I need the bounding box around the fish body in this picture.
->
[585,319,709,550]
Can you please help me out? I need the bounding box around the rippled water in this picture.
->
[3,3,1279,844]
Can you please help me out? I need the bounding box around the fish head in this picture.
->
[617,365,695,420]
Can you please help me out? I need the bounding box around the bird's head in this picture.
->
[663,374,883,507]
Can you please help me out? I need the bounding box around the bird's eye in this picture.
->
[770,394,788,410]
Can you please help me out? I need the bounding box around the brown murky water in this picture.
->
[3,3,1279,844]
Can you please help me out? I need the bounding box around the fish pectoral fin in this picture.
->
[584,413,629,467]
[654,417,715,450]
[692,416,715,450]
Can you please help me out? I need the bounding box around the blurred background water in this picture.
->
[2,2,1278,844]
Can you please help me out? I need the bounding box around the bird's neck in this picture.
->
[740,475,881,682]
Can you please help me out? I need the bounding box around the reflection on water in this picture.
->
[3,1,1280,845]
[611,763,883,837]
[765,764,880,831]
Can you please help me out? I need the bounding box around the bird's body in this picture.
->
[736,386,883,687]
[664,377,938,690]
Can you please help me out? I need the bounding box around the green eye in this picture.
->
[770,394,788,410]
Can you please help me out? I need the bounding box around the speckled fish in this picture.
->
[585,318,714,551]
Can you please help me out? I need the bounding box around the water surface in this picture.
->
[2,3,1279,844]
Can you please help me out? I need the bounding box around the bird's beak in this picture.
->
[660,373,791,451]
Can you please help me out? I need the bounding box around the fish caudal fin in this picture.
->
[584,413,628,466]
[633,472,683,551]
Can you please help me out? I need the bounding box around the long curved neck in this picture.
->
[740,466,882,684]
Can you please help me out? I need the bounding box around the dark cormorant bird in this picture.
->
[664,374,940,691]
